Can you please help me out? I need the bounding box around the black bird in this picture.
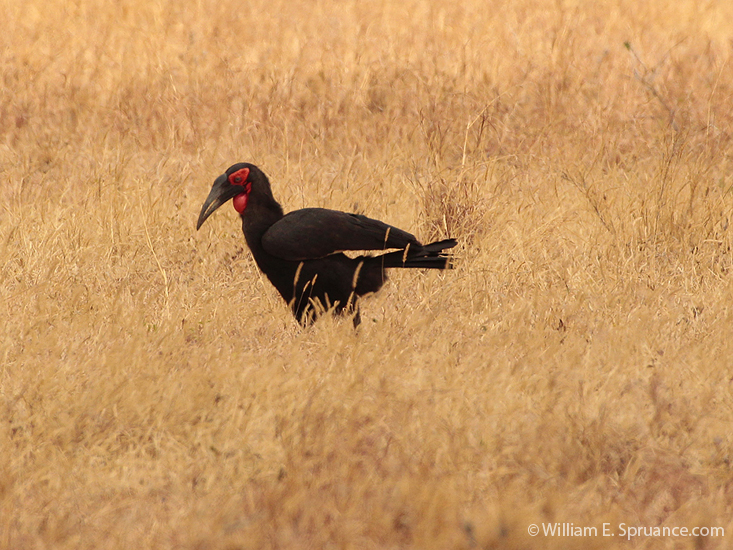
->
[196,163,457,325]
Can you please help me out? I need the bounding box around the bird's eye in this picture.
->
[234,176,242,184]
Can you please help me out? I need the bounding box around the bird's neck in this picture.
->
[240,198,284,258]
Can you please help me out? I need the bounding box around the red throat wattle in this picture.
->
[233,192,248,213]
[228,167,251,213]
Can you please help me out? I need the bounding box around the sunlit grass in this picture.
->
[1,0,733,548]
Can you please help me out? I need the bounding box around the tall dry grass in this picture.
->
[2,0,733,548]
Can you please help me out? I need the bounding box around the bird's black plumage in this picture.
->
[197,162,457,325]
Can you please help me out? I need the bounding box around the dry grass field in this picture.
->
[2,0,733,548]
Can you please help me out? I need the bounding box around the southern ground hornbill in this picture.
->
[196,163,457,325]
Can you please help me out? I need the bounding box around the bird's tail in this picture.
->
[375,239,458,269]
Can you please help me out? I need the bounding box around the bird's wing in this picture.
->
[261,208,421,261]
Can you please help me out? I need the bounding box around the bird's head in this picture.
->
[196,163,273,230]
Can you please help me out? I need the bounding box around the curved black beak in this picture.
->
[196,174,242,230]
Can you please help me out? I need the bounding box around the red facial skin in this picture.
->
[228,167,251,213]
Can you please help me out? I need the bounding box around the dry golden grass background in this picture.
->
[2,0,733,548]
